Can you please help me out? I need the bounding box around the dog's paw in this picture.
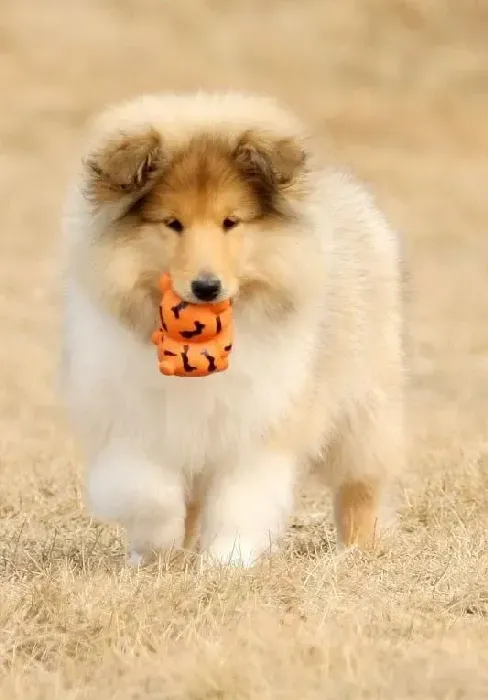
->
[199,537,261,570]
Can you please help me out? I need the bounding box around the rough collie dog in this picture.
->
[61,92,404,567]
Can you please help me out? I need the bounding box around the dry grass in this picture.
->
[1,1,488,697]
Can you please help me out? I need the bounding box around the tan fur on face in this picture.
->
[140,136,260,301]
[76,127,311,338]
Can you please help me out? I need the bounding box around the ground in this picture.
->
[1,1,488,698]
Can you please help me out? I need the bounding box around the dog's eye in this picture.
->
[222,217,239,231]
[164,218,184,233]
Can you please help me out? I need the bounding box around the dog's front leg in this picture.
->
[200,449,297,568]
[86,446,185,563]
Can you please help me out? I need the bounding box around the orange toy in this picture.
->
[151,274,234,377]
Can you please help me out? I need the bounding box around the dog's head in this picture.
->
[80,94,318,336]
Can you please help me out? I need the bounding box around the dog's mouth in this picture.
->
[175,281,237,306]
[184,291,234,305]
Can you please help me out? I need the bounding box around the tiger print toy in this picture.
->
[151,273,234,377]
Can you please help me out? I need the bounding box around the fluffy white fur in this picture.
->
[61,92,404,567]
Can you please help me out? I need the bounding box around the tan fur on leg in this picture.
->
[183,500,200,551]
[334,479,380,549]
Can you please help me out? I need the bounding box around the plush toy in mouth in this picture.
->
[151,273,234,377]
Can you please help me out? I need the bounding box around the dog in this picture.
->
[61,92,404,567]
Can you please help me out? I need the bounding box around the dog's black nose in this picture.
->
[191,276,222,302]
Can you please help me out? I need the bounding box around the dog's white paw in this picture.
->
[199,538,261,570]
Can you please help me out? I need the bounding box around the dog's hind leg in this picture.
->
[327,398,404,549]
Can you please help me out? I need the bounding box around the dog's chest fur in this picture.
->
[64,285,316,471]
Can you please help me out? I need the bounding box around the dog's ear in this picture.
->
[233,130,307,208]
[84,128,165,206]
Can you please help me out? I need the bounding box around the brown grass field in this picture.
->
[1,1,488,697]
